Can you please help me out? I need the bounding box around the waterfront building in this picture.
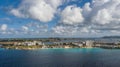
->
[20,41,43,46]
[14,42,22,46]
[37,41,43,45]
[0,44,2,47]
[73,42,83,47]
[85,40,94,47]
[23,41,36,46]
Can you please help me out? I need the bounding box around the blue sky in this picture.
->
[0,0,120,38]
[0,0,90,29]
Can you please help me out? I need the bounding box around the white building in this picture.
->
[73,42,83,47]
[23,41,44,46]
[85,40,94,47]
[0,44,2,47]
[37,41,44,45]
[24,41,36,46]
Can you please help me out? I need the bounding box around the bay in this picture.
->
[0,48,120,67]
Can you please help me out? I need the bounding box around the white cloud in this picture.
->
[0,24,7,31]
[61,5,84,25]
[91,0,120,25]
[11,0,65,22]
[52,0,120,36]
[92,8,112,25]
[92,0,109,7]
[5,0,120,37]
[45,0,63,8]
[52,25,78,35]
[80,27,89,33]
[22,26,28,31]
[10,9,25,18]
[82,3,92,18]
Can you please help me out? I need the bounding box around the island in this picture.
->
[0,38,120,50]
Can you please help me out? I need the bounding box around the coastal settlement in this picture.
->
[0,38,120,50]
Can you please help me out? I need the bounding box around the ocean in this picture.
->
[0,48,120,67]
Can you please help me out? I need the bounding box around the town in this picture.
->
[0,38,120,50]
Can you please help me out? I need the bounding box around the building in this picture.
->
[73,42,83,47]
[0,44,2,47]
[85,40,94,47]
[23,41,37,46]
[37,41,43,45]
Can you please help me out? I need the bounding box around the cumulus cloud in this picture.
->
[61,5,84,25]
[11,9,25,18]
[52,0,120,36]
[0,24,7,31]
[92,8,112,25]
[0,24,14,35]
[91,0,120,25]
[52,25,78,35]
[6,0,120,37]
[10,0,64,22]
[20,22,48,35]
[22,26,28,31]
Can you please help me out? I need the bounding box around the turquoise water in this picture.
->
[0,48,120,67]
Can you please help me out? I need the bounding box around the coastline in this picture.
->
[1,46,119,50]
[1,45,94,50]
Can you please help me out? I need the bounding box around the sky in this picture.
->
[0,0,120,38]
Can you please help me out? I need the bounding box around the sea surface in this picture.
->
[0,48,120,67]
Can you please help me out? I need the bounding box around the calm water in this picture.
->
[0,48,120,67]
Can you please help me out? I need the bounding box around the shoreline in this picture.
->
[1,46,120,50]
[1,46,95,50]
